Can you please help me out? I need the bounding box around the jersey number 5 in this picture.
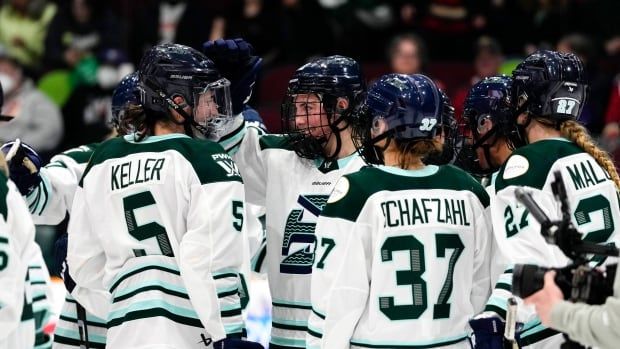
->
[380,233,464,320]
[123,190,174,257]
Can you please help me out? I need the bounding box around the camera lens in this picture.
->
[512,264,548,298]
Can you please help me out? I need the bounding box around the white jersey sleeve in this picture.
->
[26,144,96,225]
[0,176,37,348]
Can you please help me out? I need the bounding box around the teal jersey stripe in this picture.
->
[113,281,190,303]
[350,333,468,348]
[272,318,308,332]
[270,336,306,348]
[54,327,107,344]
[108,299,198,319]
[109,264,180,293]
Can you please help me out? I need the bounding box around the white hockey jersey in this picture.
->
[0,172,38,349]
[228,126,366,349]
[308,164,493,349]
[67,134,247,349]
[489,138,620,347]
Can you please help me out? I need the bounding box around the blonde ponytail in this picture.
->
[560,120,620,190]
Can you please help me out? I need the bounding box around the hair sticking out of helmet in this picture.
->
[281,55,366,160]
[454,75,521,175]
[352,73,445,167]
[425,88,458,165]
[111,71,140,135]
[136,44,232,140]
[511,50,588,126]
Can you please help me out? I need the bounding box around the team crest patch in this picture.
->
[503,154,529,179]
[327,177,349,203]
[212,153,241,177]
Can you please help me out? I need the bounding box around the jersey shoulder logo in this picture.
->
[211,153,241,177]
[503,154,529,180]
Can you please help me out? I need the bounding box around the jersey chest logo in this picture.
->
[280,194,329,274]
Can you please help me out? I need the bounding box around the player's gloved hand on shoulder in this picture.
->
[469,317,523,349]
[0,139,42,195]
[214,338,264,349]
[202,38,262,115]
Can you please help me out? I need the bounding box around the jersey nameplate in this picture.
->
[111,157,166,191]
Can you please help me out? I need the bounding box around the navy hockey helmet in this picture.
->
[111,71,139,133]
[511,50,588,124]
[353,73,446,164]
[281,55,366,160]
[455,75,521,175]
[138,44,232,137]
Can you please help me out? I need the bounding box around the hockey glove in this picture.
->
[0,139,42,195]
[469,317,523,349]
[202,38,262,115]
[214,338,264,349]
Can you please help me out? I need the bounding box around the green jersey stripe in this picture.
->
[113,284,190,303]
[58,315,108,328]
[53,335,106,349]
[109,265,180,293]
[108,308,203,328]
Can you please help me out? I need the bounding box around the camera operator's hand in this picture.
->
[524,271,563,326]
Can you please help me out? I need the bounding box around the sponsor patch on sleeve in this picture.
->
[503,154,529,179]
[327,177,350,204]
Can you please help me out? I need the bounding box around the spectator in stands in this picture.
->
[387,33,428,75]
[44,0,123,70]
[557,33,612,134]
[602,76,620,162]
[0,0,57,73]
[452,36,504,118]
[0,49,63,157]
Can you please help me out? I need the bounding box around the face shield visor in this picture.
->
[193,78,233,140]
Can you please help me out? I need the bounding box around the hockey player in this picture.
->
[455,75,522,184]
[490,50,620,347]
[66,44,259,349]
[308,73,493,349]
[1,71,140,349]
[203,39,367,349]
[0,83,38,349]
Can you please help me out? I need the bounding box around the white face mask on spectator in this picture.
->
[0,73,15,95]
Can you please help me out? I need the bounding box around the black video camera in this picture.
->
[511,171,618,304]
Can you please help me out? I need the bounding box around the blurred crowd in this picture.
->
[0,0,619,162]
